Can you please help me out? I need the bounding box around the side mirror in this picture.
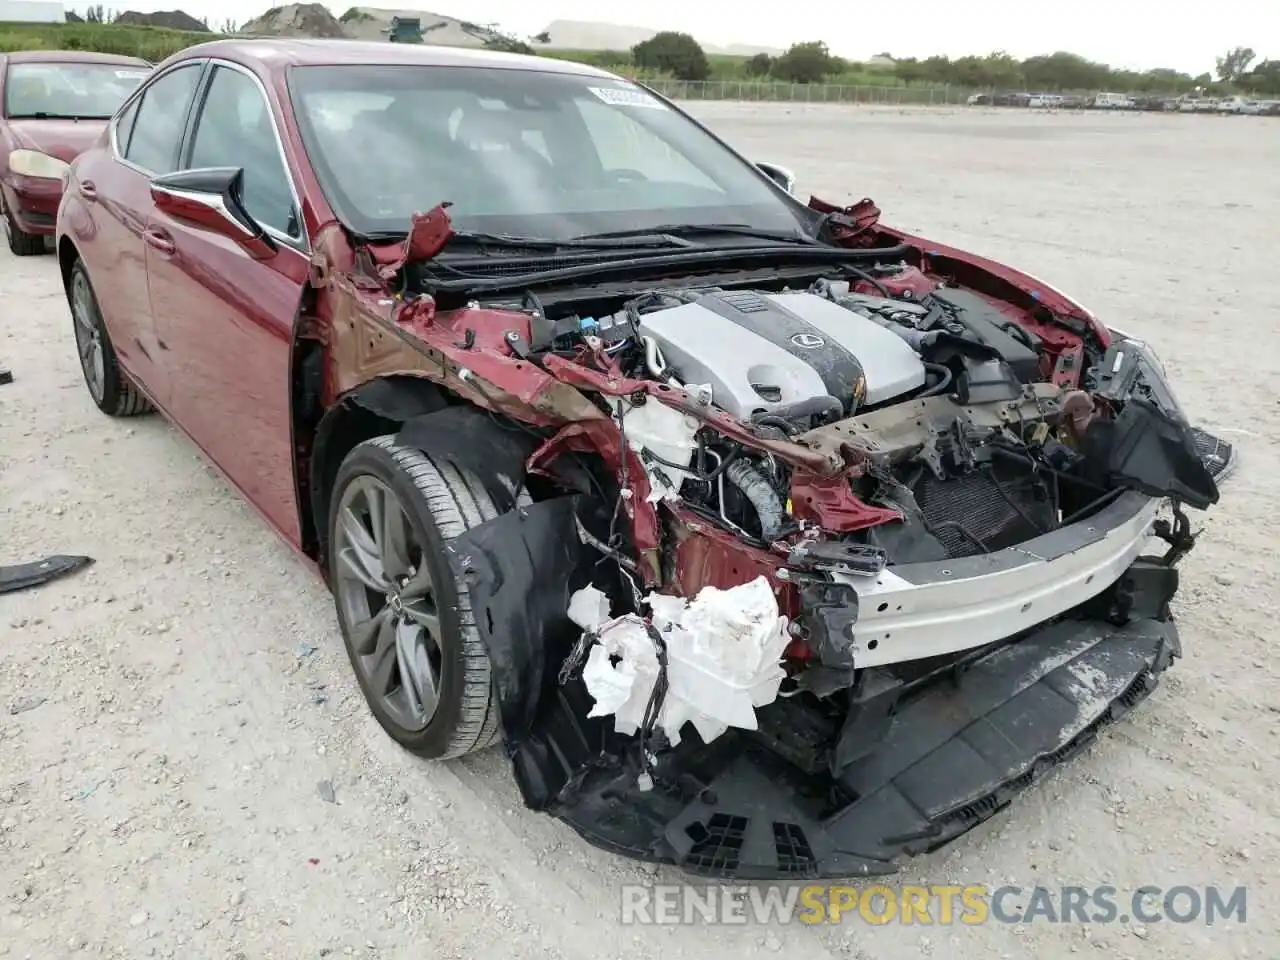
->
[149,166,277,260]
[755,161,797,196]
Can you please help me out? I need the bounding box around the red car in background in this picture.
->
[1,50,150,255]
[55,39,1234,881]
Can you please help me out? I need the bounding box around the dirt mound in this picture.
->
[240,3,349,38]
[114,9,211,32]
[337,8,502,46]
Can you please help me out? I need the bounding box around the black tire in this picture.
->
[328,436,501,760]
[67,259,153,417]
[2,197,45,256]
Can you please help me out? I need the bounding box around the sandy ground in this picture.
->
[1,104,1277,959]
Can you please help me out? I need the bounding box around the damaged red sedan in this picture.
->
[57,39,1236,880]
[1,50,150,255]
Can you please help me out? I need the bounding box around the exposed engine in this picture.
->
[519,264,1218,574]
[538,272,1069,556]
[634,289,927,418]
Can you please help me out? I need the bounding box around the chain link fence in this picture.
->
[643,79,975,105]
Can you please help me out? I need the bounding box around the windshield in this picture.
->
[287,64,809,241]
[3,61,148,119]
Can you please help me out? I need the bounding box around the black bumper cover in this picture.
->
[451,498,1183,881]
[538,616,1177,879]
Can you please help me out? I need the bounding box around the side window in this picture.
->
[114,97,140,155]
[574,99,719,191]
[125,64,201,174]
[189,66,298,239]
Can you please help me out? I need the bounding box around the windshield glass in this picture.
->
[287,64,808,241]
[4,61,148,119]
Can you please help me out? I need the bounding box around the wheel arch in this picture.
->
[56,234,80,292]
[298,374,453,569]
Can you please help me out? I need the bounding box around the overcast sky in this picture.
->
[116,0,1277,75]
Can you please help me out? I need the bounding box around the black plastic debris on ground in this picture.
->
[0,365,12,385]
[0,555,94,596]
[512,611,1181,880]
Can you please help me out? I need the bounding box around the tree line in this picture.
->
[29,16,1280,97]
[623,33,1280,96]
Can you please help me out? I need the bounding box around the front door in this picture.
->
[74,61,205,410]
[143,62,310,546]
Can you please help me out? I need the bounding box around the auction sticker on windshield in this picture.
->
[588,85,667,109]
[115,70,148,80]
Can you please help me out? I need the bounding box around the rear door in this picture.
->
[74,61,205,408]
[143,61,310,545]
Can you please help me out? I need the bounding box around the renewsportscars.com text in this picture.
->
[620,884,1248,926]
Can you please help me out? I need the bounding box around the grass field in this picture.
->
[0,20,208,60]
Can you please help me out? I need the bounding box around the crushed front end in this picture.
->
[352,205,1232,879]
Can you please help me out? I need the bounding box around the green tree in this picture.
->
[631,31,709,81]
[1216,46,1256,82]
[746,52,772,77]
[1248,59,1280,94]
[1022,51,1109,90]
[771,41,839,83]
[951,52,1023,88]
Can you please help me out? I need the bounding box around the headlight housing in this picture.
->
[8,149,70,180]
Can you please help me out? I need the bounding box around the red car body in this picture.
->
[56,37,1121,576]
[54,39,1229,880]
[0,50,149,252]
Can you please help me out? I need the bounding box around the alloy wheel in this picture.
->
[70,270,106,404]
[332,475,444,732]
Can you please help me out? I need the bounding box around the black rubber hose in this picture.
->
[841,263,894,299]
[751,395,844,427]
[724,459,787,540]
[1061,488,1125,525]
[753,415,799,436]
[918,362,953,397]
[642,444,741,483]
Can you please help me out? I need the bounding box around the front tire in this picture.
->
[328,436,501,760]
[67,259,152,417]
[2,197,44,257]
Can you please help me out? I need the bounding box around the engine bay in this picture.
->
[448,260,1218,575]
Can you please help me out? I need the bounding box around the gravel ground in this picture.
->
[1,104,1277,960]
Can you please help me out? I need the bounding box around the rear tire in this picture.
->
[2,198,44,256]
[67,259,153,417]
[328,436,501,760]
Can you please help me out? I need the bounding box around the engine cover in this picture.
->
[637,290,927,418]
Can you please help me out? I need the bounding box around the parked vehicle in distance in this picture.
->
[1179,97,1221,113]
[1027,93,1065,108]
[0,50,150,255]
[56,38,1233,881]
[1091,92,1136,109]
[1217,96,1254,114]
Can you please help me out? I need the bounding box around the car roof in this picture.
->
[165,38,619,79]
[2,50,151,66]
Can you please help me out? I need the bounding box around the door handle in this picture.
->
[143,227,175,255]
[78,179,97,201]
